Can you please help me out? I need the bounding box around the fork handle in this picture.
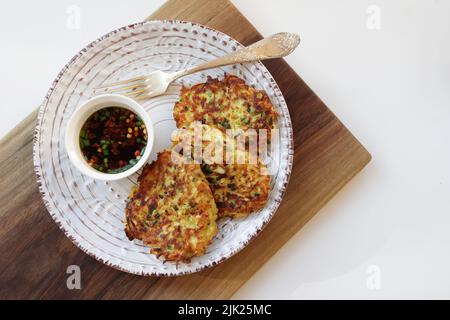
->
[168,32,300,82]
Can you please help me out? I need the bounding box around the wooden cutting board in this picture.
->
[0,0,370,299]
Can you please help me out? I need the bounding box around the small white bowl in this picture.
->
[65,94,154,181]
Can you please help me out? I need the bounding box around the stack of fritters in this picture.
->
[125,75,277,262]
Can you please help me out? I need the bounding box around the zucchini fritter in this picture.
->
[203,157,270,218]
[173,74,278,140]
[172,123,270,218]
[125,150,218,262]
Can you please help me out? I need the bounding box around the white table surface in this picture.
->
[2,0,449,299]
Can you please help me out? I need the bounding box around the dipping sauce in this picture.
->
[79,107,147,173]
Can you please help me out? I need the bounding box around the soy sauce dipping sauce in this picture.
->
[79,107,147,173]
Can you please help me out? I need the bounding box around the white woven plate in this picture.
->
[34,20,293,276]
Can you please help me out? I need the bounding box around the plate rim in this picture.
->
[33,19,294,276]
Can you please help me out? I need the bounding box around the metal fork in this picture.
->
[94,32,300,100]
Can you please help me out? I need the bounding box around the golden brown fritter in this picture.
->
[172,123,271,218]
[173,74,278,140]
[125,150,218,262]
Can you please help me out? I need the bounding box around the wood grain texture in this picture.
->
[0,0,370,299]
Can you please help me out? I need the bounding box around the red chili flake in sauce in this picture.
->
[79,107,147,173]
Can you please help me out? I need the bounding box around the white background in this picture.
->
[1,0,449,299]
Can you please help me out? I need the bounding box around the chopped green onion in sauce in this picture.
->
[79,107,147,173]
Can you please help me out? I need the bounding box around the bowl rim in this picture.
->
[64,94,154,181]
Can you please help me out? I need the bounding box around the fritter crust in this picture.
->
[125,150,218,262]
[173,74,278,140]
[203,158,270,218]
[172,124,271,218]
